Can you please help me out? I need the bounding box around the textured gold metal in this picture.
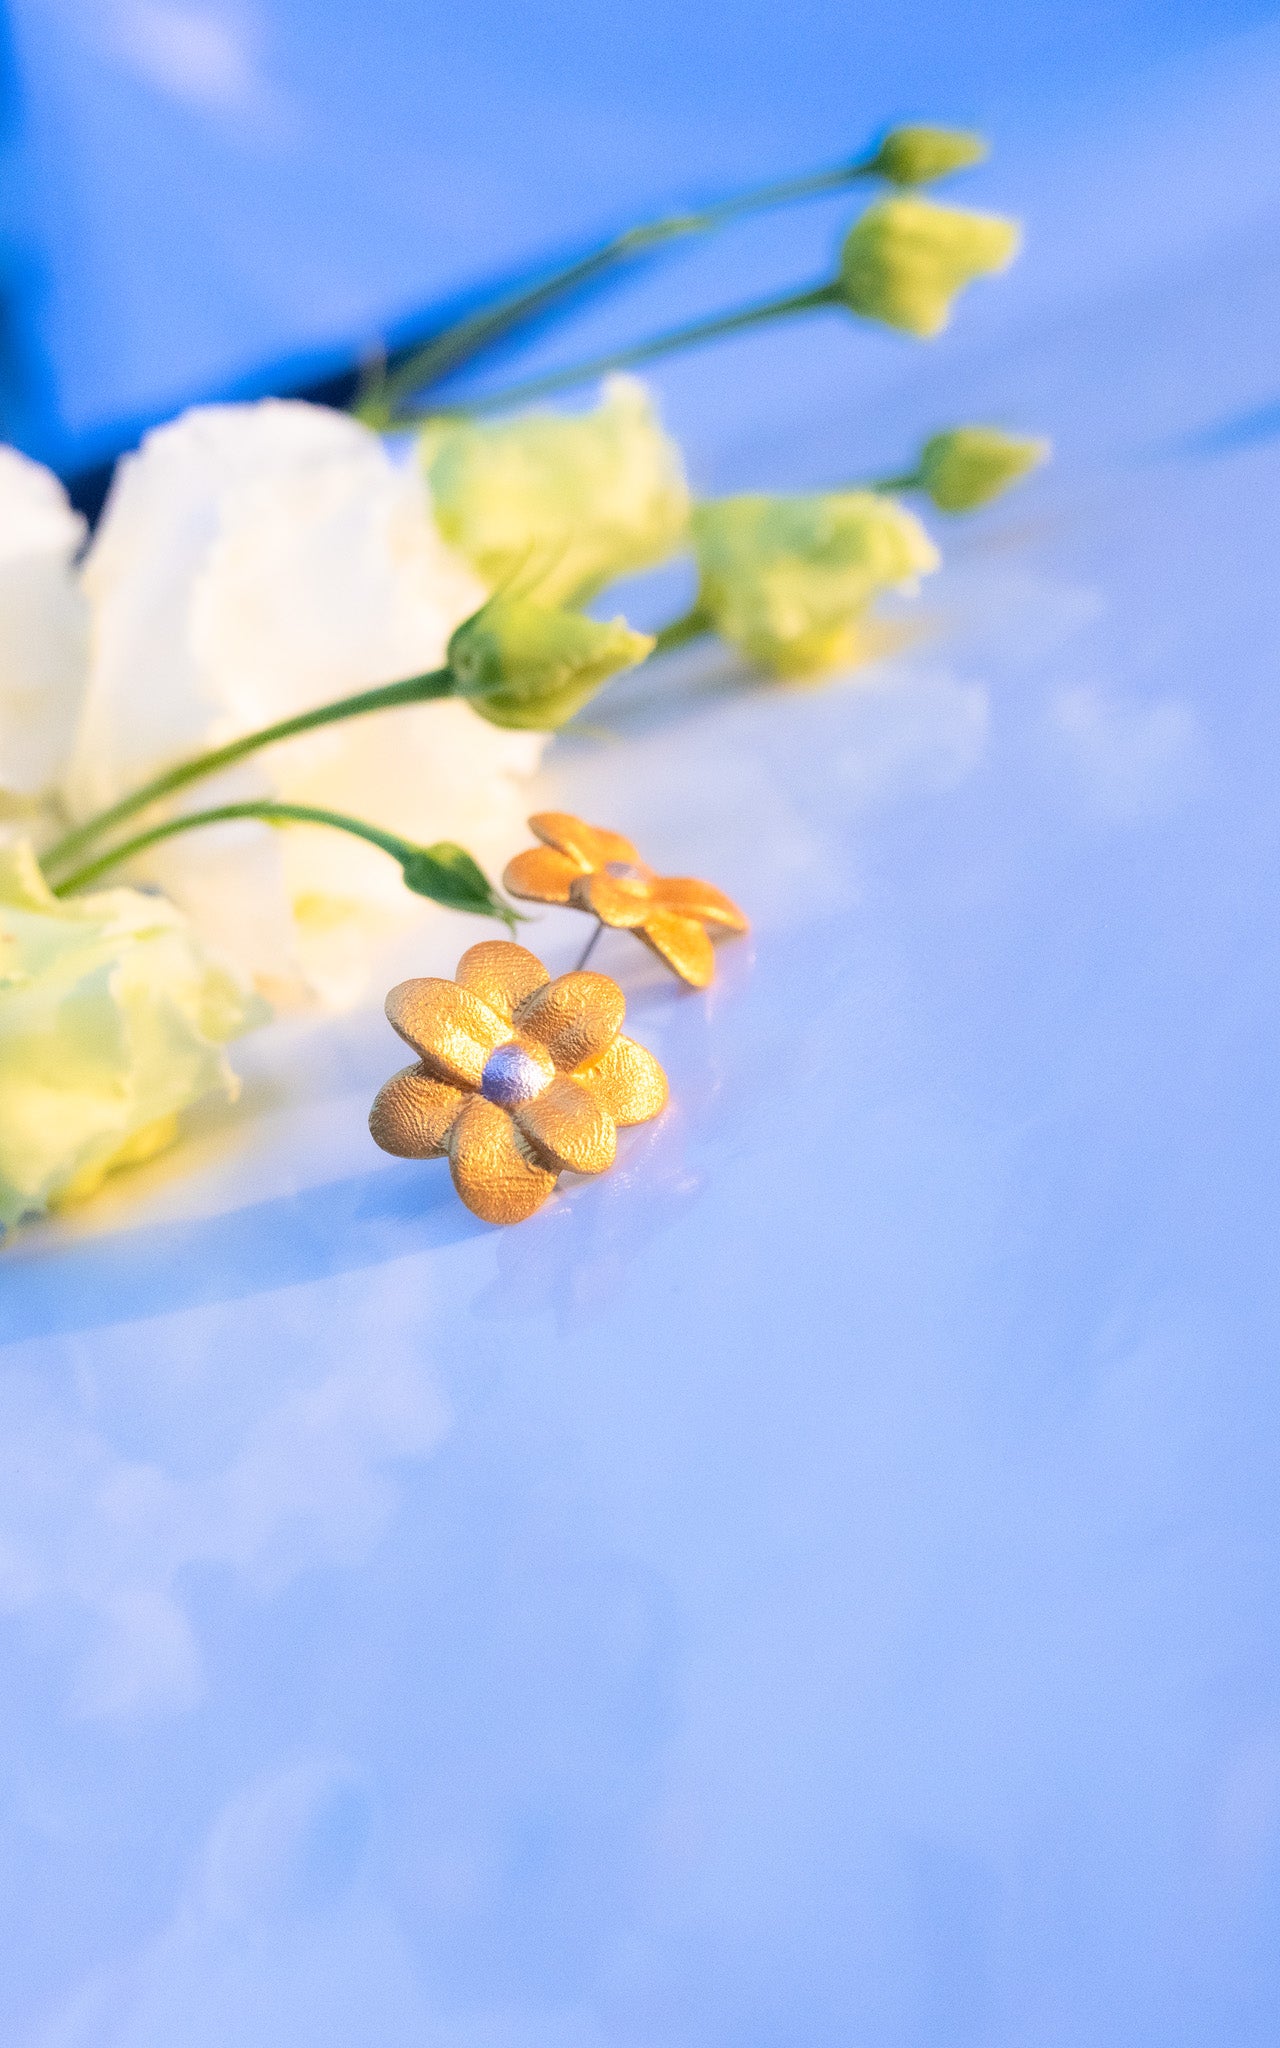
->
[503,813,748,989]
[368,1065,464,1158]
[384,977,507,1086]
[369,940,668,1225]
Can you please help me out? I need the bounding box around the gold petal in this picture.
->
[570,869,652,929]
[650,874,749,932]
[514,1074,617,1174]
[447,1094,559,1224]
[529,810,640,869]
[639,909,716,988]
[514,970,626,1072]
[577,1034,668,1125]
[502,845,584,906]
[369,1065,465,1159]
[385,977,507,1086]
[455,938,550,1019]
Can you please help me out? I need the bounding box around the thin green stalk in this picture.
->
[356,153,882,424]
[41,667,452,877]
[50,800,515,928]
[396,283,841,424]
[651,605,713,656]
[52,802,414,897]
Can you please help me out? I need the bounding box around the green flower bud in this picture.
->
[866,126,989,187]
[0,839,263,1229]
[400,841,518,928]
[421,374,690,607]
[837,196,1020,337]
[447,598,654,730]
[691,491,939,678]
[916,426,1050,511]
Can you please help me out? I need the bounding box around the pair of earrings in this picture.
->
[368,813,748,1225]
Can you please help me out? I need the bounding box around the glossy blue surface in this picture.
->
[4,7,1280,2043]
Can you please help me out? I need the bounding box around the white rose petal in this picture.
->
[0,446,89,799]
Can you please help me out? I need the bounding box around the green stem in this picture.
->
[52,802,417,897]
[355,155,880,424]
[53,801,516,928]
[41,667,452,877]
[651,604,713,656]
[870,468,923,494]
[396,283,841,424]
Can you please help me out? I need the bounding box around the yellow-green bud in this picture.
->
[838,197,1020,337]
[916,426,1050,511]
[421,375,690,607]
[866,126,988,187]
[691,491,939,678]
[447,598,654,730]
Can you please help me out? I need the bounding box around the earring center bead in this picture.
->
[603,860,649,890]
[480,1040,553,1107]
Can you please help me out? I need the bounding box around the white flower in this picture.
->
[0,446,88,800]
[65,400,544,1006]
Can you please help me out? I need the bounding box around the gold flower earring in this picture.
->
[503,812,748,988]
[369,939,667,1224]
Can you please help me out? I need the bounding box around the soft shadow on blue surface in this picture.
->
[1171,394,1280,458]
[4,7,1280,2047]
[0,1166,484,1344]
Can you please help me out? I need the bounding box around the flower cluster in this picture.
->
[0,403,556,1002]
[0,117,1048,1234]
[62,401,542,1007]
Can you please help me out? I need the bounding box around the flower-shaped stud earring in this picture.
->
[369,939,667,1224]
[503,812,748,988]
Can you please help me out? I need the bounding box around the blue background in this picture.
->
[3,4,1280,2044]
[0,0,1277,470]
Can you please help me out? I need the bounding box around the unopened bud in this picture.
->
[691,490,939,678]
[447,598,653,730]
[838,197,1020,337]
[916,426,1049,511]
[399,841,517,927]
[866,126,988,187]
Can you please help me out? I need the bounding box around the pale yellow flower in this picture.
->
[690,490,939,676]
[838,197,1020,337]
[0,839,263,1230]
[421,375,691,606]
